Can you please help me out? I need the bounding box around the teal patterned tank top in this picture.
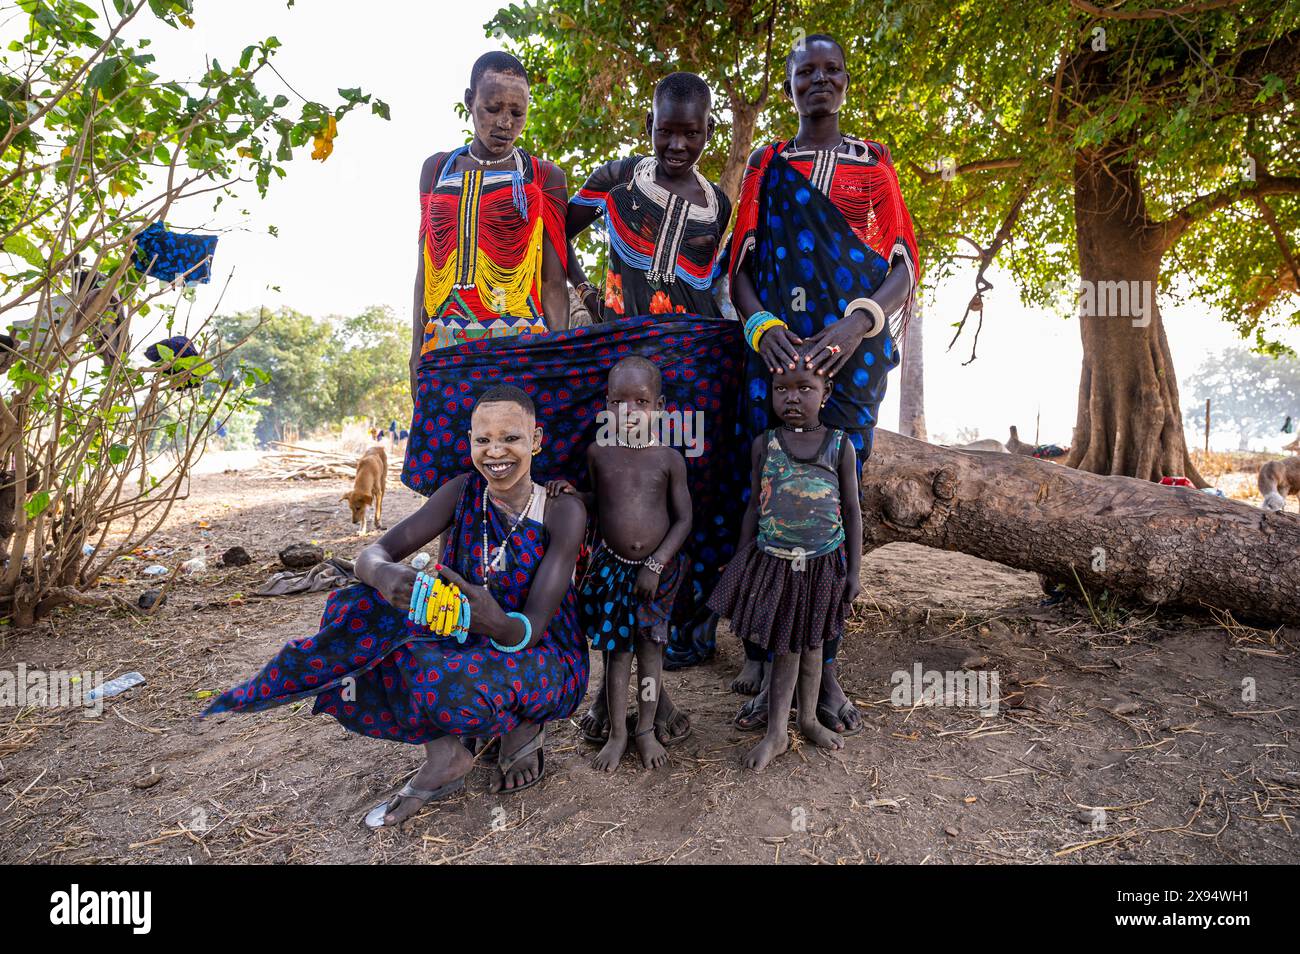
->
[756,428,846,559]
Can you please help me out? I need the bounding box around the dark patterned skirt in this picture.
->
[203,583,588,744]
[578,543,685,652]
[708,540,848,654]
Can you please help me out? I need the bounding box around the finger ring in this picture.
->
[826,344,842,355]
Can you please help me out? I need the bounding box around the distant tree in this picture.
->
[1184,348,1300,450]
[326,305,409,426]
[213,304,410,442]
[213,308,334,443]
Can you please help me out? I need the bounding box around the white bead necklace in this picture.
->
[481,485,531,581]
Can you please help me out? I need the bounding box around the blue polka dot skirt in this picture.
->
[578,542,685,653]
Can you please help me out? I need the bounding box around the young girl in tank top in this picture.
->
[709,352,862,770]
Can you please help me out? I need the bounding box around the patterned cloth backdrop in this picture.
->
[403,315,747,628]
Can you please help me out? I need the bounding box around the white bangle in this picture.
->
[845,297,886,337]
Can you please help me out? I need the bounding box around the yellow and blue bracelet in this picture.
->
[744,310,786,351]
[407,572,472,643]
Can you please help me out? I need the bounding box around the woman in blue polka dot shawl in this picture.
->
[726,33,921,735]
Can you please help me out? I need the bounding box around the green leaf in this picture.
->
[3,234,44,269]
[24,491,51,519]
[108,443,129,465]
[86,55,122,93]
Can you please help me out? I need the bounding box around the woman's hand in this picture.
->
[437,564,511,640]
[756,325,804,375]
[802,309,873,377]
[374,561,418,613]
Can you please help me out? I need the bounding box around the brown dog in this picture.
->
[341,445,387,532]
[1259,457,1300,511]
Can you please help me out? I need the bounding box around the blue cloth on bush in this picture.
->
[132,222,218,285]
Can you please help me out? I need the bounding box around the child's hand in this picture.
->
[377,562,418,613]
[844,579,862,608]
[634,565,661,601]
[546,479,577,498]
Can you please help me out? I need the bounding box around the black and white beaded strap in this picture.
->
[808,148,838,195]
[647,191,690,285]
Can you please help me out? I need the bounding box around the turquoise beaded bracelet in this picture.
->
[491,611,531,653]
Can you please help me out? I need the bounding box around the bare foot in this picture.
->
[634,728,667,769]
[731,659,766,695]
[798,715,844,751]
[383,740,472,826]
[743,730,790,771]
[592,734,626,772]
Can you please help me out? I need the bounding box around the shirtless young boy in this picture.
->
[549,356,693,770]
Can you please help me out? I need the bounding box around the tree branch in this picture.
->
[908,157,1024,185]
[1143,26,1300,118]
[1157,171,1300,249]
[1068,0,1246,20]
[1251,193,1300,294]
[947,181,1036,363]
[0,1,146,154]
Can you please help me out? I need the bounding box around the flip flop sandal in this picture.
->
[362,777,465,830]
[578,710,612,745]
[733,697,768,732]
[495,724,546,794]
[653,710,693,747]
[733,698,800,732]
[581,710,693,747]
[818,700,865,737]
[620,712,694,746]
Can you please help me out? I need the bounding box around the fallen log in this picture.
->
[861,430,1300,627]
[266,441,355,461]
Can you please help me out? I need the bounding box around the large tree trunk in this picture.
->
[863,430,1299,626]
[898,304,926,440]
[1065,148,1206,485]
[719,99,759,203]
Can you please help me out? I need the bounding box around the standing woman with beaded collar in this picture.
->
[727,33,921,736]
[405,51,570,404]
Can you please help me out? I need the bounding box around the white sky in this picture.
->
[10,0,1299,451]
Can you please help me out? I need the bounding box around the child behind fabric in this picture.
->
[709,351,863,771]
[548,356,693,771]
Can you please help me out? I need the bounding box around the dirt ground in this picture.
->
[2,450,1297,864]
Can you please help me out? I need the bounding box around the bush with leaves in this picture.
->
[0,0,388,626]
